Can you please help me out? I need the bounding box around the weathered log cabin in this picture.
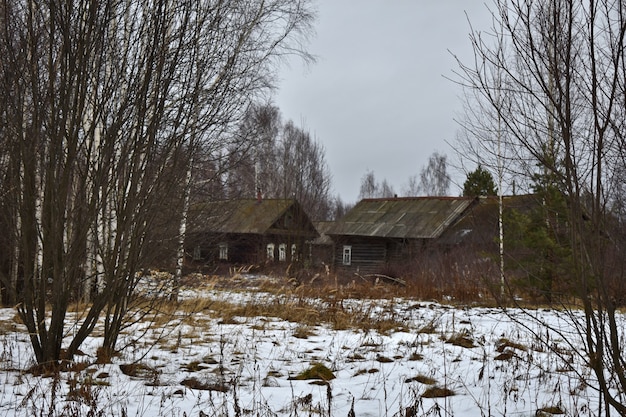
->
[327,197,478,274]
[187,198,318,267]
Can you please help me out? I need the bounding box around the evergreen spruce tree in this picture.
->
[462,166,497,197]
[504,153,571,302]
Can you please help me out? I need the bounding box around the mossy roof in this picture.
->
[328,197,476,239]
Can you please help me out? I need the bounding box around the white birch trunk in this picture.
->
[173,163,193,302]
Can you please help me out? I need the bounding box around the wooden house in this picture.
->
[307,221,335,269]
[439,194,538,249]
[327,197,478,274]
[186,198,318,267]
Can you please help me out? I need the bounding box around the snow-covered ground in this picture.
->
[0,281,621,416]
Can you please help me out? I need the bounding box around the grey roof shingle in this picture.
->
[191,199,317,238]
[328,197,476,239]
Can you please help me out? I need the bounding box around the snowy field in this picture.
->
[0,278,622,416]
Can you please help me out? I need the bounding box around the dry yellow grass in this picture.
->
[405,374,437,385]
[422,386,455,398]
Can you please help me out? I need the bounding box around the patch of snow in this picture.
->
[0,288,622,416]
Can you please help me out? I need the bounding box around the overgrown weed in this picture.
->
[0,272,611,416]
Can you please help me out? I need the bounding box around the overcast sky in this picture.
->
[273,1,494,204]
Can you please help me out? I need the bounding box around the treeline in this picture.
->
[358,152,452,199]
[190,103,342,221]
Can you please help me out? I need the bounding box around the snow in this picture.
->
[0,282,622,416]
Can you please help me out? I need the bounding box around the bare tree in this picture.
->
[379,179,396,198]
[418,152,450,196]
[402,174,420,197]
[456,0,626,413]
[331,195,353,220]
[227,104,333,220]
[275,121,332,220]
[359,170,379,199]
[358,169,396,199]
[0,0,314,367]
[225,103,283,199]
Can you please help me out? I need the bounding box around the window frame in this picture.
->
[342,245,352,266]
[218,243,228,260]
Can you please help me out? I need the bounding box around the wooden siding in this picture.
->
[332,236,430,275]
[187,231,310,267]
[186,198,318,269]
[334,238,387,274]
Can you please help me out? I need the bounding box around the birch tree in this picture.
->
[358,169,396,199]
[274,121,332,220]
[226,103,333,220]
[0,0,314,367]
[418,152,450,196]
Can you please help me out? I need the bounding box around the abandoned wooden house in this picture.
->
[186,198,318,267]
[307,220,335,268]
[327,197,479,274]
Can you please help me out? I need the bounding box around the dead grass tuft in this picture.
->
[82,374,110,387]
[405,374,437,385]
[494,351,516,361]
[67,383,99,403]
[293,325,316,339]
[119,363,158,379]
[417,320,439,334]
[290,363,335,381]
[496,338,528,352]
[11,313,23,325]
[183,361,211,372]
[347,353,366,362]
[537,406,565,415]
[95,347,120,364]
[65,360,91,373]
[181,377,228,392]
[446,331,477,348]
[422,386,455,398]
[353,368,379,376]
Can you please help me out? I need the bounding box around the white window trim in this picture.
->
[342,245,352,266]
[267,243,275,260]
[218,243,228,260]
[278,243,287,262]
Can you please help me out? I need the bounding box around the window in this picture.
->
[291,244,298,261]
[279,243,287,261]
[342,245,352,266]
[218,243,228,260]
[283,213,293,228]
[193,245,201,261]
[266,243,275,260]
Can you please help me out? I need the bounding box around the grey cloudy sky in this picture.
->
[273,1,493,204]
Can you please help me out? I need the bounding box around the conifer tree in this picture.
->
[462,166,497,197]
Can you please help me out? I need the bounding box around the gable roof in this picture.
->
[191,198,318,238]
[439,194,543,246]
[328,197,477,239]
